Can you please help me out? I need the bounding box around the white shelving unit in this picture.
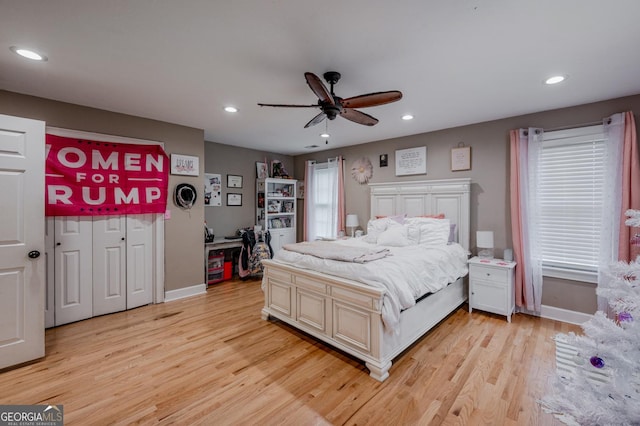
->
[257,178,297,254]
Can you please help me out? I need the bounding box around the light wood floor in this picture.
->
[0,278,579,425]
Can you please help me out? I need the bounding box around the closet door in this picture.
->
[54,216,93,326]
[93,216,126,316]
[126,214,153,309]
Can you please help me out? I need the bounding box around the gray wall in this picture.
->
[293,94,640,315]
[204,141,293,238]
[1,90,205,292]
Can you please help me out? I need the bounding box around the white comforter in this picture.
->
[270,238,469,332]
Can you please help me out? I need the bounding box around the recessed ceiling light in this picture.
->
[223,106,238,113]
[320,132,330,138]
[10,46,47,61]
[545,75,566,85]
[402,114,414,121]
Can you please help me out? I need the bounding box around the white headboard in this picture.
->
[369,178,471,251]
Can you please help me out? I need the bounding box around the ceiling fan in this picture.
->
[258,71,402,128]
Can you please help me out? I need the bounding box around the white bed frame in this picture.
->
[261,178,471,381]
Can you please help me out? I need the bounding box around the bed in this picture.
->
[261,178,471,381]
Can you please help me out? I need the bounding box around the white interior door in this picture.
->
[126,214,153,309]
[54,217,93,326]
[0,114,45,369]
[44,218,55,328]
[93,216,126,316]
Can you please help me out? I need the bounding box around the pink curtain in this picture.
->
[509,130,527,309]
[336,156,346,234]
[509,128,543,312]
[619,111,640,262]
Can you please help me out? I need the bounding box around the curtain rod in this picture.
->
[543,118,610,133]
[524,118,611,135]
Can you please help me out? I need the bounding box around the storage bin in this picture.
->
[223,261,232,280]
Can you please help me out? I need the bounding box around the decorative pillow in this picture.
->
[414,213,445,219]
[374,214,407,224]
[364,217,391,243]
[376,225,412,247]
[406,217,450,245]
[448,223,457,243]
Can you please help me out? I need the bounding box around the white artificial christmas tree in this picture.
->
[541,209,640,425]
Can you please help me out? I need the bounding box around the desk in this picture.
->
[205,238,243,284]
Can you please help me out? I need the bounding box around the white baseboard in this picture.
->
[539,304,593,325]
[164,283,207,302]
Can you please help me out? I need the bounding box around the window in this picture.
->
[306,159,340,240]
[537,125,605,282]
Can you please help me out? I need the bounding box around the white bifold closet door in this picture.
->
[48,214,153,327]
[93,215,127,317]
[125,214,153,310]
[54,216,93,326]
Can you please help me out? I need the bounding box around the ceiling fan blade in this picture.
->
[340,108,378,126]
[257,103,319,108]
[304,72,335,106]
[341,91,403,109]
[304,112,327,128]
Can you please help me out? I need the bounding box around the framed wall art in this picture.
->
[395,146,427,176]
[170,154,199,176]
[256,162,268,179]
[227,193,242,206]
[451,145,472,171]
[227,174,243,188]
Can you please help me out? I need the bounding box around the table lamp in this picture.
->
[346,214,359,238]
[477,231,494,258]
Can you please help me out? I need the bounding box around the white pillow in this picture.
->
[364,217,392,243]
[376,225,412,247]
[406,218,450,245]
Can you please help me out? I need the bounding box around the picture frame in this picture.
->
[395,146,427,176]
[451,146,472,171]
[227,174,243,188]
[226,193,242,206]
[170,154,199,176]
[256,162,268,179]
[267,200,281,213]
[379,154,388,167]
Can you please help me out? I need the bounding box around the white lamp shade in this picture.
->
[476,231,494,248]
[346,214,359,227]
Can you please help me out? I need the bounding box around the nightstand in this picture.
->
[468,256,516,322]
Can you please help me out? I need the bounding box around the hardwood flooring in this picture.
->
[0,278,580,425]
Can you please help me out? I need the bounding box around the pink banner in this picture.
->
[45,134,169,216]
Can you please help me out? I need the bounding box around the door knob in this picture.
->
[28,250,41,259]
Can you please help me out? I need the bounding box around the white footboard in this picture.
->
[261,259,467,381]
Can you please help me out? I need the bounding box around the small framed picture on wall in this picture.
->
[227,193,242,206]
[451,145,471,171]
[227,174,243,188]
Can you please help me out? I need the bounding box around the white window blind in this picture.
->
[313,165,334,238]
[538,125,605,275]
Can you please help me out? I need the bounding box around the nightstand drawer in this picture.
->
[470,267,508,282]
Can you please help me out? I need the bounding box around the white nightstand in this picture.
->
[468,256,517,322]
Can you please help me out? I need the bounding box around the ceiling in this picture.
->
[2,1,640,156]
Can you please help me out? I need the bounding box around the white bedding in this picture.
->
[270,237,469,332]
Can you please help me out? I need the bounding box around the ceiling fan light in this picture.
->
[224,106,238,113]
[320,132,330,138]
[402,114,414,121]
[10,46,47,61]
